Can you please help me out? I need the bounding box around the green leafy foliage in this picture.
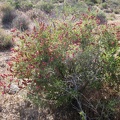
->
[5,0,33,11]
[0,10,120,120]
[0,29,13,50]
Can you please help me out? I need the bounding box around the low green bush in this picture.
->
[18,1,33,11]
[54,1,88,15]
[1,14,120,119]
[6,0,33,11]
[40,2,54,14]
[0,29,13,50]
[1,3,16,26]
[114,9,120,14]
[102,2,108,9]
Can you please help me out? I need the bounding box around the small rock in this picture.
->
[8,84,20,94]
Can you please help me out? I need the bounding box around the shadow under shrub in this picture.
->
[3,14,120,120]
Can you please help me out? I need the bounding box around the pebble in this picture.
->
[8,84,20,94]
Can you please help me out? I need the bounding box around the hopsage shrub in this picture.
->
[12,15,30,31]
[1,14,120,119]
